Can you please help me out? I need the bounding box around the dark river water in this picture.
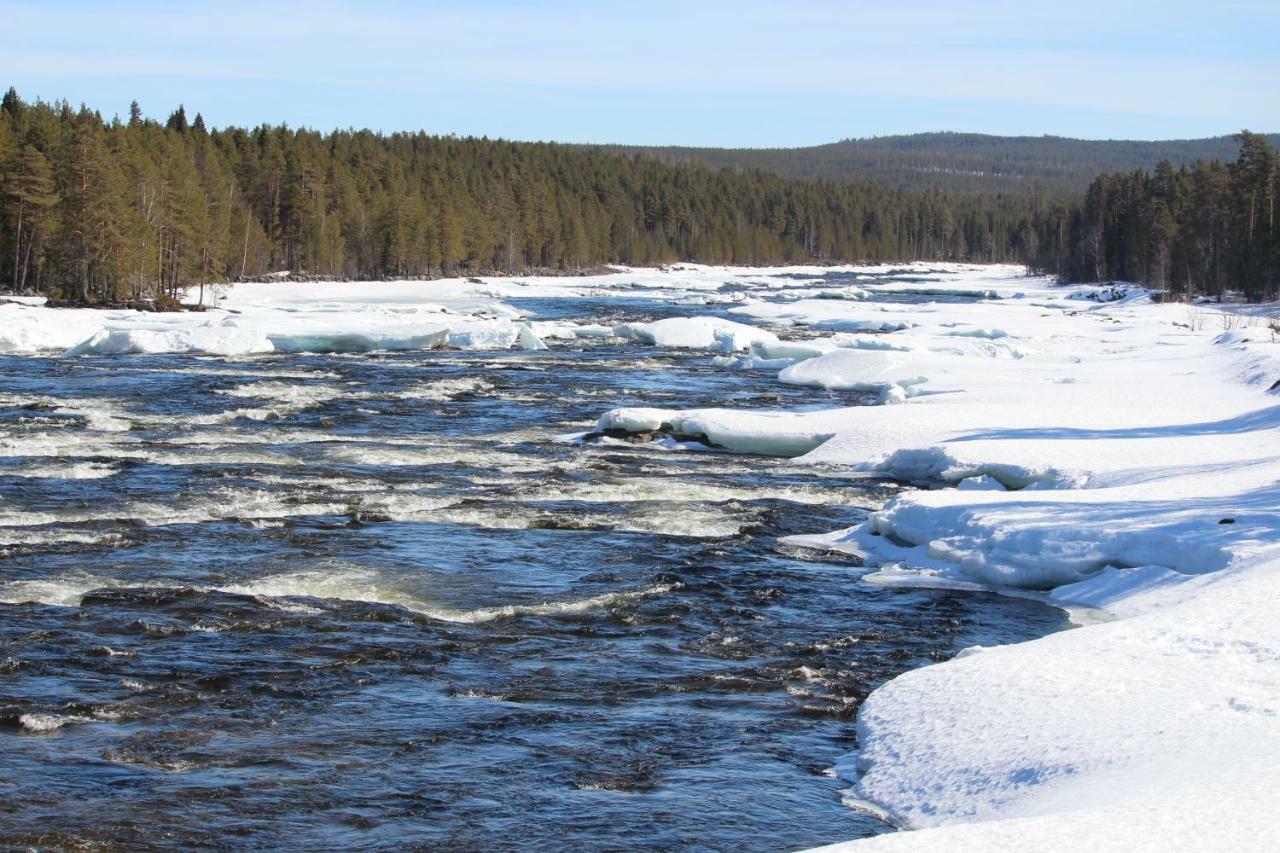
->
[0,294,1065,850]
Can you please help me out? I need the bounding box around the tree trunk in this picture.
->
[79,234,90,303]
[12,202,22,289]
[241,206,252,278]
[20,232,33,291]
[199,246,207,306]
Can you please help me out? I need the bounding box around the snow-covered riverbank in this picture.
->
[596,267,1280,851]
[5,263,1277,850]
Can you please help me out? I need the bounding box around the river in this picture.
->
[0,284,1064,850]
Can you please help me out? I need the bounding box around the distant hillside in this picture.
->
[595,132,1280,194]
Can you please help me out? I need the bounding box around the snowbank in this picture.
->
[65,322,275,356]
[810,554,1280,853]
[732,299,920,333]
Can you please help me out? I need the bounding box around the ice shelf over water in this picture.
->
[5,261,1280,850]
[0,281,563,355]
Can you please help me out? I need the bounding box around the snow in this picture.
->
[778,349,932,400]
[65,323,275,356]
[732,299,920,333]
[529,320,615,341]
[0,263,1016,357]
[595,407,836,457]
[810,558,1280,853]
[613,316,779,351]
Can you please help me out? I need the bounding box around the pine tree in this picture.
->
[57,114,130,302]
[5,145,59,290]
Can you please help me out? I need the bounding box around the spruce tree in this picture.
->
[166,105,189,134]
[0,87,22,120]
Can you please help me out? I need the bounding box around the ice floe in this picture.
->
[613,316,779,351]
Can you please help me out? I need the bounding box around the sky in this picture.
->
[2,0,1277,147]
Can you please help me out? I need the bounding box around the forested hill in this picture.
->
[595,133,1280,194]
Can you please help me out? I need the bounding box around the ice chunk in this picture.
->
[596,407,834,457]
[613,316,778,351]
[66,323,274,356]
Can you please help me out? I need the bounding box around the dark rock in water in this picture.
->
[350,511,393,525]
[601,427,657,444]
[1219,518,1235,524]
[529,516,602,531]
[580,427,723,449]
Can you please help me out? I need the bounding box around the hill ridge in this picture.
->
[591,131,1280,193]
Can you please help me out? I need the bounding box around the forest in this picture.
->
[0,87,1276,304]
[0,89,1058,304]
[1025,131,1280,302]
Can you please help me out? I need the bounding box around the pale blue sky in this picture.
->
[2,0,1276,145]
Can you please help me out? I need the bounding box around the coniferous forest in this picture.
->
[1027,132,1280,302]
[0,87,1276,304]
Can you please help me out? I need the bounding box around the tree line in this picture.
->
[2,88,1275,305]
[1024,132,1280,301]
[0,89,1056,304]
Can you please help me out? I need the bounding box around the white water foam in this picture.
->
[224,567,674,623]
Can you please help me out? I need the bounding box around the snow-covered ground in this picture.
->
[597,268,1280,852]
[5,262,1279,850]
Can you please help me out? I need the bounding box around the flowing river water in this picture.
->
[0,289,1065,850]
